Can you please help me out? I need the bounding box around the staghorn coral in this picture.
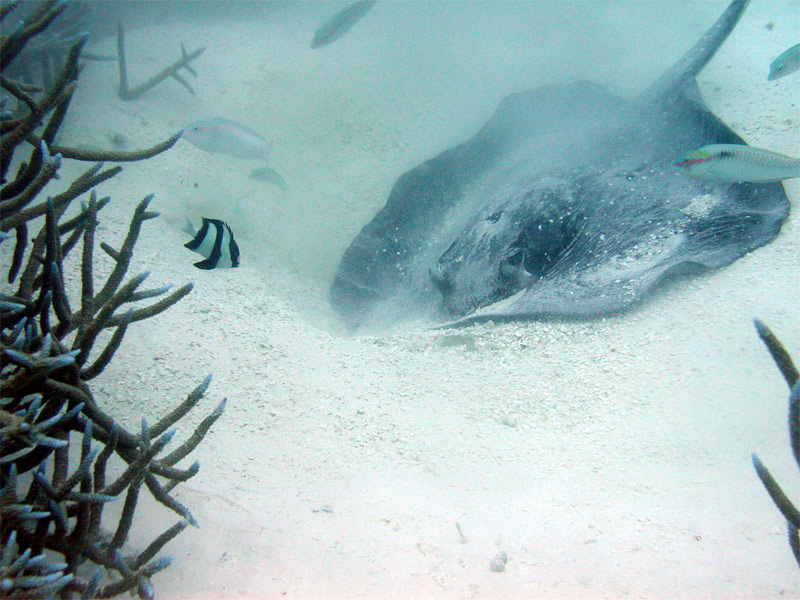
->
[116,21,205,100]
[752,319,800,568]
[2,1,225,597]
[1,1,114,103]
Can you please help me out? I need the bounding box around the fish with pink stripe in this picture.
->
[672,143,800,183]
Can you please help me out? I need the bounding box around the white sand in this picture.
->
[27,0,800,597]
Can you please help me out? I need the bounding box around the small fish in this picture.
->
[182,118,287,190]
[183,118,272,159]
[183,217,240,270]
[249,166,288,190]
[768,43,800,81]
[672,144,800,183]
[311,0,377,49]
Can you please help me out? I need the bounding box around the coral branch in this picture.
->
[134,520,188,569]
[0,163,122,232]
[101,429,176,498]
[0,1,22,21]
[789,524,800,568]
[751,321,800,569]
[0,142,61,217]
[92,195,157,309]
[754,319,799,387]
[752,453,800,527]
[7,224,27,284]
[0,0,68,72]
[50,131,182,162]
[2,4,225,596]
[150,374,211,438]
[104,282,193,328]
[117,21,205,100]
[161,398,225,466]
[80,308,132,381]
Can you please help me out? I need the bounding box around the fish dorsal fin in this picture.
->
[637,0,750,105]
[184,217,212,251]
[224,222,241,267]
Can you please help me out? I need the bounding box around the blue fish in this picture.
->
[673,144,800,183]
[768,43,800,80]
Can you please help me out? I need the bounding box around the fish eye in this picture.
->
[672,158,689,169]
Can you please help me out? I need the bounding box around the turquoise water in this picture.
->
[3,1,798,598]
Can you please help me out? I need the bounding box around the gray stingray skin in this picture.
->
[330,0,789,331]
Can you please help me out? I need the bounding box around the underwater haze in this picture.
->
[72,0,795,330]
[10,0,800,597]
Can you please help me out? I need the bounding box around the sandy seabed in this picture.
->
[18,0,800,598]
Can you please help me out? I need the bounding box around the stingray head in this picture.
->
[430,176,586,318]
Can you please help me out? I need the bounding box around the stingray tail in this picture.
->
[637,0,750,104]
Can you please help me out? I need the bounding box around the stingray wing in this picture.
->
[330,82,622,330]
[443,85,789,329]
[444,2,786,328]
[331,0,789,332]
[332,76,788,332]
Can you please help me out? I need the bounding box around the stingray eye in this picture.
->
[500,249,524,279]
[507,249,523,266]
[429,264,453,294]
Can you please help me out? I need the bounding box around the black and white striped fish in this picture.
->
[183,218,240,269]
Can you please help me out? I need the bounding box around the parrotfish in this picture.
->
[768,43,800,81]
[673,144,800,183]
[311,0,377,49]
[183,217,240,270]
[181,118,288,190]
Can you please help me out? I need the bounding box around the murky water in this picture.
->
[3,1,799,597]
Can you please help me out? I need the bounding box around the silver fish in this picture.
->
[311,0,377,49]
[768,43,800,80]
[183,117,272,159]
[182,118,287,190]
[672,143,800,183]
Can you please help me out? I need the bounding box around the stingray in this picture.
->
[330,0,790,331]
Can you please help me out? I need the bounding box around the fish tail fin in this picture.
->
[181,218,199,237]
[161,210,191,232]
[160,196,200,237]
[250,167,288,191]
